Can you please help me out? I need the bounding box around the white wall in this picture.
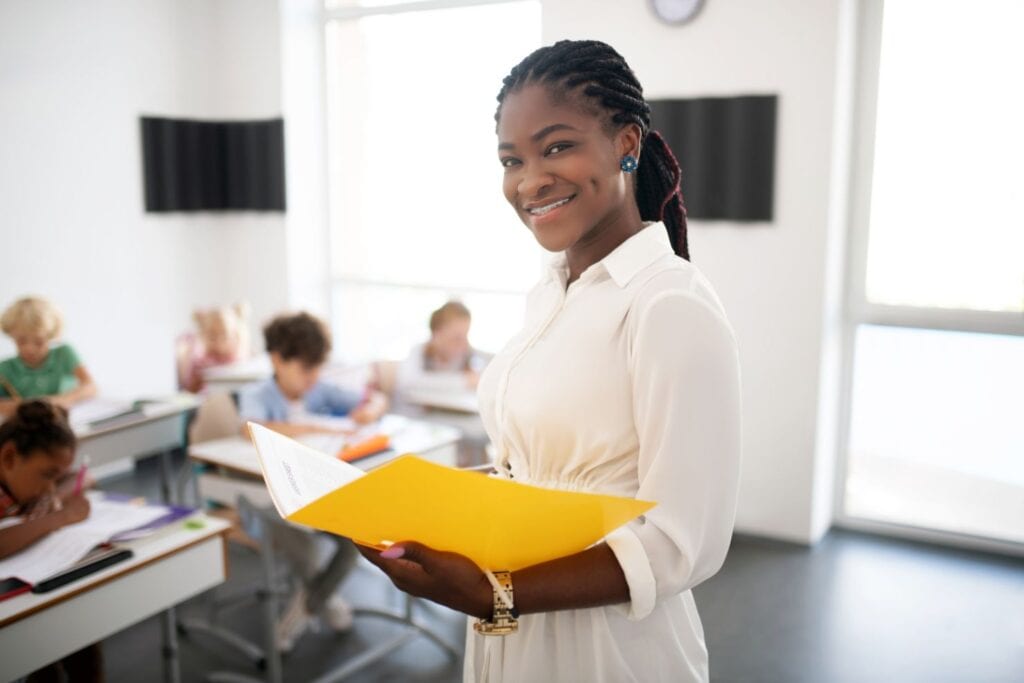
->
[0,0,288,398]
[542,0,846,542]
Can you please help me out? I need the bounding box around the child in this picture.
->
[0,400,101,682]
[0,296,97,419]
[396,300,488,397]
[238,311,387,650]
[239,311,387,436]
[0,400,90,558]
[176,302,251,393]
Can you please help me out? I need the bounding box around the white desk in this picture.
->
[73,396,198,500]
[400,388,479,414]
[0,514,230,683]
[190,413,462,489]
[201,357,272,393]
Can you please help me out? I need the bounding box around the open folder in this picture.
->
[248,423,655,571]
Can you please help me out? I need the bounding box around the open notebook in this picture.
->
[248,422,655,571]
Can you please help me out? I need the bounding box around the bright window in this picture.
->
[864,1,1024,312]
[842,0,1024,547]
[324,0,542,361]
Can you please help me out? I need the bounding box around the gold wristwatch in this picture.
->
[473,570,519,635]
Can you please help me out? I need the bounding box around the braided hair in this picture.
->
[0,400,76,457]
[495,39,689,260]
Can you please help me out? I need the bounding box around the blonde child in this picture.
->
[238,311,387,649]
[0,400,100,681]
[0,297,97,418]
[176,302,251,393]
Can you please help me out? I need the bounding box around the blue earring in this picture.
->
[620,154,638,173]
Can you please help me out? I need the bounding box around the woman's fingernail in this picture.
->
[380,546,405,559]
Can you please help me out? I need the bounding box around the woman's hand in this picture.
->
[356,541,493,619]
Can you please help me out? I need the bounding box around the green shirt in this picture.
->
[0,344,82,398]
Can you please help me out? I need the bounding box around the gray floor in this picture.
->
[93,453,1023,683]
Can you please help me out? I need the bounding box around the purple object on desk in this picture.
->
[110,504,197,542]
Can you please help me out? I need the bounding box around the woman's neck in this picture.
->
[565,205,644,286]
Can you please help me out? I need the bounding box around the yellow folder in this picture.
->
[248,422,655,571]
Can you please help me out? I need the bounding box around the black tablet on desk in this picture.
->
[31,545,134,594]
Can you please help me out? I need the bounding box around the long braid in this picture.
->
[496,40,690,260]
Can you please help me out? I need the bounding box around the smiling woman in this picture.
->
[358,39,742,683]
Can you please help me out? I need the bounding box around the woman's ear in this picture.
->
[617,123,643,160]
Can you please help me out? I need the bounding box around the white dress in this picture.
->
[466,223,742,683]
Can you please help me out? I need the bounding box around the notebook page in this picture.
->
[247,422,365,517]
[0,494,169,583]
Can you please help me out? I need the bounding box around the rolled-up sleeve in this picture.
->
[607,290,742,620]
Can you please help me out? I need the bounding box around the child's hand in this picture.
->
[50,395,73,410]
[350,391,388,425]
[56,471,95,500]
[58,494,91,526]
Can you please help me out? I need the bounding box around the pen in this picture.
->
[73,456,90,496]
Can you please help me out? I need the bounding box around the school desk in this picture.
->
[200,356,272,393]
[187,415,462,486]
[183,418,464,682]
[0,514,231,683]
[74,396,199,501]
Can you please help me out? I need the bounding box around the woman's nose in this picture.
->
[517,163,555,200]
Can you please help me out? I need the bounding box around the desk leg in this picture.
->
[161,607,181,683]
[160,449,175,503]
[260,531,284,683]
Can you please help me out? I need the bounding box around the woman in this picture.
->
[360,39,741,682]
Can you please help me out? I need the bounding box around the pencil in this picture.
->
[73,456,90,496]
[0,373,20,400]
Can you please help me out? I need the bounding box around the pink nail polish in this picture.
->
[380,546,405,559]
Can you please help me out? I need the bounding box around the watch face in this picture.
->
[650,0,704,25]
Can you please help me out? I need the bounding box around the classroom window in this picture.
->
[841,0,1024,546]
[324,0,543,362]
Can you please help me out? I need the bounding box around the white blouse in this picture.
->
[466,223,742,683]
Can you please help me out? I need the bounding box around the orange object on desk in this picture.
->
[337,434,391,462]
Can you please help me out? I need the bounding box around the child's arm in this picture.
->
[0,398,18,419]
[0,495,91,560]
[51,365,97,409]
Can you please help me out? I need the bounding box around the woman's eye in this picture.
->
[500,157,520,169]
[546,143,572,156]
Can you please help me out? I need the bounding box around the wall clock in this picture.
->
[650,0,705,25]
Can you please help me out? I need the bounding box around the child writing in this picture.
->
[1,401,101,681]
[238,311,387,437]
[0,400,90,559]
[0,296,97,419]
[396,300,488,397]
[238,311,387,649]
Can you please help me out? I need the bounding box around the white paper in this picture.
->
[68,398,136,429]
[0,493,169,583]
[247,422,365,518]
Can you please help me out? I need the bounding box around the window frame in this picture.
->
[835,0,1024,556]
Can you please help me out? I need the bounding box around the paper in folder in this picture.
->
[247,422,655,571]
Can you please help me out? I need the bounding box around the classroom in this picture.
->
[0,1,1021,682]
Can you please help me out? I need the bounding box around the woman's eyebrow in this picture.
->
[498,123,581,151]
